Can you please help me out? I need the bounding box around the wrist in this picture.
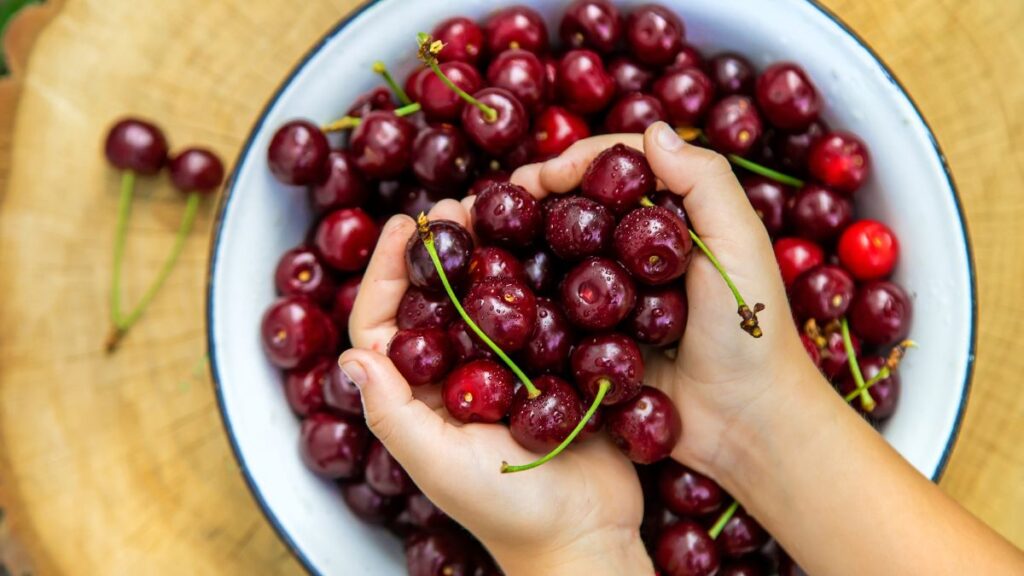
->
[488,527,653,576]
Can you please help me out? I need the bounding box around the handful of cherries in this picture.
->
[257,2,914,574]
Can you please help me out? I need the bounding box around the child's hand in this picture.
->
[339,201,652,576]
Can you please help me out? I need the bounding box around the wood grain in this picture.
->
[0,0,1021,574]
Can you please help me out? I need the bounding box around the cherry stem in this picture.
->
[501,378,610,473]
[840,317,876,412]
[372,61,412,105]
[842,339,915,403]
[691,131,804,188]
[708,500,740,540]
[418,214,540,398]
[417,32,497,123]
[106,192,202,354]
[322,102,422,132]
[110,170,136,329]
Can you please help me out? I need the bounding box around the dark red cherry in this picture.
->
[442,359,515,423]
[522,249,561,295]
[346,87,396,119]
[571,333,645,405]
[268,120,329,185]
[468,170,510,197]
[324,361,363,416]
[498,137,536,171]
[607,386,681,464]
[755,62,821,131]
[447,320,496,362]
[655,520,720,576]
[808,131,872,195]
[773,237,825,286]
[653,67,715,125]
[742,176,789,236]
[848,281,912,346]
[461,87,529,156]
[284,359,330,416]
[625,285,688,346]
[484,6,549,55]
[365,440,416,496]
[613,206,693,285]
[642,500,680,548]
[771,119,828,174]
[420,61,483,121]
[433,17,486,65]
[718,507,769,558]
[396,183,448,218]
[464,277,538,353]
[561,257,637,330]
[405,529,477,576]
[405,219,475,293]
[105,117,169,175]
[299,412,369,479]
[341,481,401,525]
[560,0,622,54]
[608,57,655,93]
[581,143,656,214]
[670,44,705,72]
[314,208,380,272]
[533,106,591,160]
[625,4,686,67]
[786,184,853,243]
[169,147,224,193]
[544,196,615,260]
[397,287,456,331]
[404,493,451,530]
[708,52,755,96]
[275,246,336,304]
[404,68,432,104]
[790,265,855,322]
[350,111,415,179]
[837,220,899,281]
[261,296,337,369]
[838,356,901,420]
[467,246,527,286]
[373,179,404,216]
[310,150,369,214]
[509,375,584,453]
[332,274,361,334]
[487,48,546,112]
[387,328,455,386]
[522,298,575,374]
[650,190,690,228]
[820,329,861,381]
[705,95,763,156]
[557,49,616,115]
[412,125,475,191]
[657,461,724,517]
[471,182,542,248]
[605,92,667,133]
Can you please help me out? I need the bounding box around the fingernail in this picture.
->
[339,360,368,389]
[655,122,684,151]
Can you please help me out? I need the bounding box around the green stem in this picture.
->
[688,227,764,338]
[727,154,805,188]
[843,366,889,403]
[419,40,496,122]
[840,318,875,412]
[323,102,422,132]
[373,61,412,105]
[110,170,136,327]
[501,379,610,473]
[708,501,740,539]
[420,217,539,398]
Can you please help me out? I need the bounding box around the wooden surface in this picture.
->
[0,0,1022,573]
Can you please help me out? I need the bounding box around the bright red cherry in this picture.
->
[705,96,763,156]
[349,111,415,179]
[267,119,329,185]
[605,92,667,134]
[310,150,368,214]
[755,62,821,130]
[487,48,547,112]
[837,220,899,280]
[313,208,380,272]
[560,0,622,54]
[607,386,681,463]
[571,333,645,405]
[299,412,369,479]
[533,106,591,160]
[484,6,549,55]
[442,359,515,423]
[260,296,337,369]
[432,17,485,65]
[848,281,912,346]
[653,67,715,125]
[275,246,336,304]
[557,49,616,115]
[808,131,872,194]
[387,328,455,386]
[625,4,686,67]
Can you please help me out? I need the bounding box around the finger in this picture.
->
[539,134,645,194]
[349,214,416,352]
[509,162,546,199]
[428,198,470,228]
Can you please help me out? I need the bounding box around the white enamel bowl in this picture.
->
[207,1,976,573]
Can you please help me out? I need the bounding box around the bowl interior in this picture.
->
[208,0,974,573]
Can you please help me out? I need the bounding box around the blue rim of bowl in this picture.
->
[205,1,978,574]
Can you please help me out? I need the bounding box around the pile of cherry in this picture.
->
[258,2,914,575]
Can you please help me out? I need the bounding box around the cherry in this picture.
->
[561,257,638,330]
[742,176,789,236]
[420,61,483,121]
[773,237,825,286]
[642,500,681,548]
[670,44,705,72]
[349,86,396,118]
[848,281,912,346]
[105,117,169,175]
[708,52,755,96]
[442,359,515,423]
[350,111,416,179]
[387,328,455,386]
[705,95,763,156]
[606,386,681,463]
[267,120,329,185]
[405,529,478,576]
[650,190,690,227]
[571,333,644,405]
[404,68,432,103]
[432,17,485,65]
[613,205,693,285]
[790,265,855,322]
[582,143,656,214]
[808,130,871,194]
[608,57,655,93]
[324,361,363,416]
[498,137,537,170]
[560,0,621,53]
[755,62,821,131]
[447,320,496,362]
[838,356,901,420]
[487,49,547,112]
[373,179,404,216]
[719,558,770,576]
[625,4,686,67]
[468,170,510,197]
[557,49,616,115]
[467,246,527,286]
[261,296,337,369]
[365,440,417,496]
[653,67,715,125]
[786,184,853,243]
[397,287,456,331]
[626,285,688,346]
[274,246,336,304]
[718,507,769,558]
[169,147,224,193]
[655,520,720,576]
[314,208,380,272]
[405,219,475,293]
[396,183,448,218]
[471,182,542,248]
[508,375,584,453]
[522,298,575,374]
[837,220,898,281]
[404,492,451,530]
[605,92,667,133]
[533,106,591,160]
[484,6,549,55]
[310,150,369,214]
[657,461,724,517]
[299,412,369,479]
[771,119,828,174]
[544,196,615,260]
[341,482,401,525]
[284,359,330,416]
[410,125,475,191]
[464,277,538,353]
[820,329,861,381]
[516,253,556,299]
[460,87,529,156]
